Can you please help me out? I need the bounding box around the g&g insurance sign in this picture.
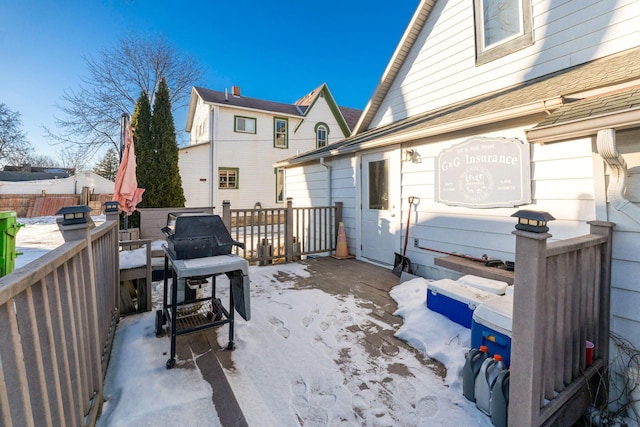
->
[435,137,531,208]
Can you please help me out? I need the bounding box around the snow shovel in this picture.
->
[392,196,415,277]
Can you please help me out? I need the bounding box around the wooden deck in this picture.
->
[174,256,445,426]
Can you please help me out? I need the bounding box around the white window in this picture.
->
[235,116,256,134]
[274,118,288,148]
[316,124,328,148]
[474,0,532,65]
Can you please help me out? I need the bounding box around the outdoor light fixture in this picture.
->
[57,205,92,226]
[403,148,415,162]
[104,201,120,213]
[511,210,555,233]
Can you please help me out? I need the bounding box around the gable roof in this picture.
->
[193,86,301,116]
[277,47,640,167]
[186,84,362,136]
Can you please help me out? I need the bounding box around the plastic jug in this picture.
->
[463,345,490,401]
[490,369,510,427]
[475,354,507,415]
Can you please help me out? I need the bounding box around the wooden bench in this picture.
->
[434,255,514,284]
[119,239,152,313]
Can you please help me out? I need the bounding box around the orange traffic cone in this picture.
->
[331,221,354,259]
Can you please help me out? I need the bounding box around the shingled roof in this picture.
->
[277,46,640,166]
[193,86,302,116]
[191,84,362,133]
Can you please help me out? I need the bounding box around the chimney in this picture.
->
[232,86,241,97]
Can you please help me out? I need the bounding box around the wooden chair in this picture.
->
[119,239,152,314]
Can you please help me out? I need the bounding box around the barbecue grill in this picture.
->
[156,213,251,369]
[161,212,244,259]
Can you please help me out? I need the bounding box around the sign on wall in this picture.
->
[435,137,531,208]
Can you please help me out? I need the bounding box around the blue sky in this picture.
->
[0,0,419,164]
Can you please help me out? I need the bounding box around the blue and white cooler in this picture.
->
[471,293,513,366]
[426,279,497,328]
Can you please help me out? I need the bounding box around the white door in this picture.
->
[361,150,401,265]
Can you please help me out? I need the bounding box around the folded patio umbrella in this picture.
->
[113,125,145,215]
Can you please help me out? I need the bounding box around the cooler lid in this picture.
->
[458,274,507,295]
[472,294,513,335]
[428,279,496,310]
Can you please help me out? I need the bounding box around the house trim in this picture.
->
[354,1,435,133]
[293,84,352,136]
[526,108,640,144]
[276,97,564,167]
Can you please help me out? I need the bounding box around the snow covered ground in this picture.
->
[15,216,493,426]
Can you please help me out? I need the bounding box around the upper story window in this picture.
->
[315,123,328,148]
[274,118,288,148]
[474,0,532,65]
[235,116,256,134]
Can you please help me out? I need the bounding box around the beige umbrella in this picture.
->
[112,124,144,216]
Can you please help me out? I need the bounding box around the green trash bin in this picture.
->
[0,211,24,277]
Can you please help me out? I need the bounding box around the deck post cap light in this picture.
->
[104,201,120,213]
[56,205,92,225]
[511,210,555,233]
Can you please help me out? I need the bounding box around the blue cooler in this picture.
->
[426,279,497,328]
[471,294,513,367]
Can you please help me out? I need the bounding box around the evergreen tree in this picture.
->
[92,148,120,181]
[131,92,153,207]
[149,78,185,208]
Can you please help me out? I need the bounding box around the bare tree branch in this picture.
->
[46,32,204,157]
[0,103,31,167]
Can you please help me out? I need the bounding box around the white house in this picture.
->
[277,0,640,357]
[179,84,360,210]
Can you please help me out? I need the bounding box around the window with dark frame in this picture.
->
[274,118,288,148]
[235,116,256,134]
[368,160,389,210]
[316,125,328,148]
[219,168,239,189]
[474,0,532,65]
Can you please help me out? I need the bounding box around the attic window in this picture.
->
[474,0,532,65]
[315,123,329,148]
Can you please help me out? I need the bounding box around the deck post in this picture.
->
[222,200,231,232]
[285,198,294,263]
[588,220,615,407]
[334,201,343,245]
[508,228,551,426]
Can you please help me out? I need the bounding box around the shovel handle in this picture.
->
[402,197,415,256]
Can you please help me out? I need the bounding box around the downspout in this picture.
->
[320,157,331,207]
[209,106,216,210]
[596,128,640,224]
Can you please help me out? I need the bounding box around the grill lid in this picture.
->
[162,213,244,259]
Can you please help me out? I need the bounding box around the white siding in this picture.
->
[284,156,358,255]
[396,124,596,279]
[330,157,358,253]
[182,90,349,210]
[294,96,350,147]
[369,0,640,130]
[188,97,211,146]
[178,143,211,207]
